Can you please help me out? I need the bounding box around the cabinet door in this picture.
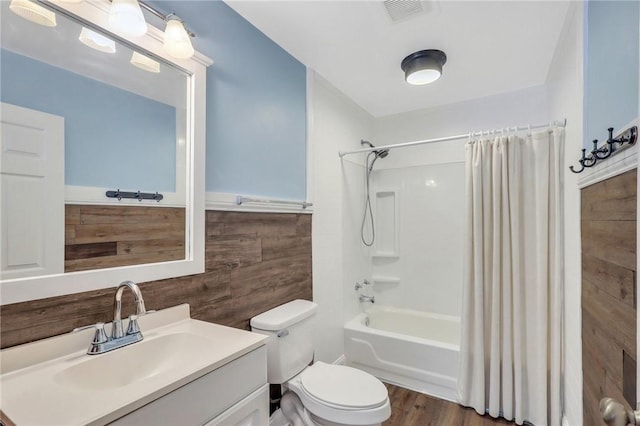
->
[205,384,269,426]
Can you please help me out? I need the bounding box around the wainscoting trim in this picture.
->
[1,211,312,349]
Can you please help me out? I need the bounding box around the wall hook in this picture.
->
[569,126,637,174]
[106,190,164,202]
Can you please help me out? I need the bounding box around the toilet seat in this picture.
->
[300,362,388,410]
[286,362,391,425]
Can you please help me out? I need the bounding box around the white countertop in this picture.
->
[0,304,267,425]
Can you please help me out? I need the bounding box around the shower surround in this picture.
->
[343,141,466,399]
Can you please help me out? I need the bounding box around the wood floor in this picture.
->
[383,384,516,426]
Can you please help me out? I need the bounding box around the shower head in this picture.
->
[360,140,390,159]
[376,149,389,158]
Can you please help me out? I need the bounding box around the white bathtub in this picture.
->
[344,306,460,402]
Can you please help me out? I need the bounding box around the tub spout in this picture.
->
[359,295,375,303]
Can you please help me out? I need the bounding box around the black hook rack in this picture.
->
[105,189,164,202]
[570,126,637,173]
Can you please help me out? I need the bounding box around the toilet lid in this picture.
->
[299,362,388,410]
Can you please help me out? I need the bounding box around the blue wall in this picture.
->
[149,1,307,201]
[585,1,639,148]
[0,49,177,191]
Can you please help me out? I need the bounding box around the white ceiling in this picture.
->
[225,0,571,117]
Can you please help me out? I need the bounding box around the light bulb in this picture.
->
[108,0,147,37]
[163,18,194,59]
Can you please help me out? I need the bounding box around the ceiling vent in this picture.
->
[383,0,425,23]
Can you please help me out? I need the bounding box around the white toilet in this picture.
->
[250,300,391,426]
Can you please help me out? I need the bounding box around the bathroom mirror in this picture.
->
[0,0,209,304]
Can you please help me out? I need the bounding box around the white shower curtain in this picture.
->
[457,128,564,426]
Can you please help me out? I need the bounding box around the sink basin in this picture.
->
[0,304,268,426]
[55,333,212,391]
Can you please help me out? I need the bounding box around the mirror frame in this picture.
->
[0,0,211,305]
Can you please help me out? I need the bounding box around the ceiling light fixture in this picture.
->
[79,27,116,53]
[9,0,56,27]
[130,51,160,73]
[401,49,447,85]
[163,15,194,59]
[108,0,147,37]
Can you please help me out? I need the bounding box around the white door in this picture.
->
[1,102,64,280]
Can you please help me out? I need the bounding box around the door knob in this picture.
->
[600,397,640,426]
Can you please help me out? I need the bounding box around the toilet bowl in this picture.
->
[250,300,391,426]
[284,362,390,426]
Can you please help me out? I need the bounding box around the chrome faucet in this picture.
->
[359,294,375,304]
[112,280,147,339]
[86,281,147,355]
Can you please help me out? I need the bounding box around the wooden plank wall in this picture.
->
[581,169,637,425]
[1,211,312,349]
[65,205,185,272]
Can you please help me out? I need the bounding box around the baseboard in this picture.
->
[333,354,346,365]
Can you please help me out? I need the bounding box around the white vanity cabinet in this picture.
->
[0,305,269,426]
[111,346,268,426]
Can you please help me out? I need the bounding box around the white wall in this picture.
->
[373,84,550,165]
[309,70,373,363]
[546,3,584,425]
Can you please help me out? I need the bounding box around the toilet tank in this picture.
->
[250,300,318,384]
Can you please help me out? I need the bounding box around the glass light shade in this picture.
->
[406,68,441,85]
[79,27,116,53]
[130,52,160,73]
[9,0,56,27]
[163,18,194,59]
[108,0,147,37]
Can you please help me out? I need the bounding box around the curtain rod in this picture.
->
[338,119,567,158]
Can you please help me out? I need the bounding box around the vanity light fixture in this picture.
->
[163,15,194,59]
[108,0,147,37]
[130,51,160,73]
[401,49,447,85]
[9,0,56,27]
[107,0,197,59]
[79,27,116,53]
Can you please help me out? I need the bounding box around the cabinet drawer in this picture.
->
[111,346,267,425]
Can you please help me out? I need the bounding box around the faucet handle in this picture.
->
[355,279,372,291]
[126,314,141,336]
[86,323,109,355]
[92,323,108,344]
